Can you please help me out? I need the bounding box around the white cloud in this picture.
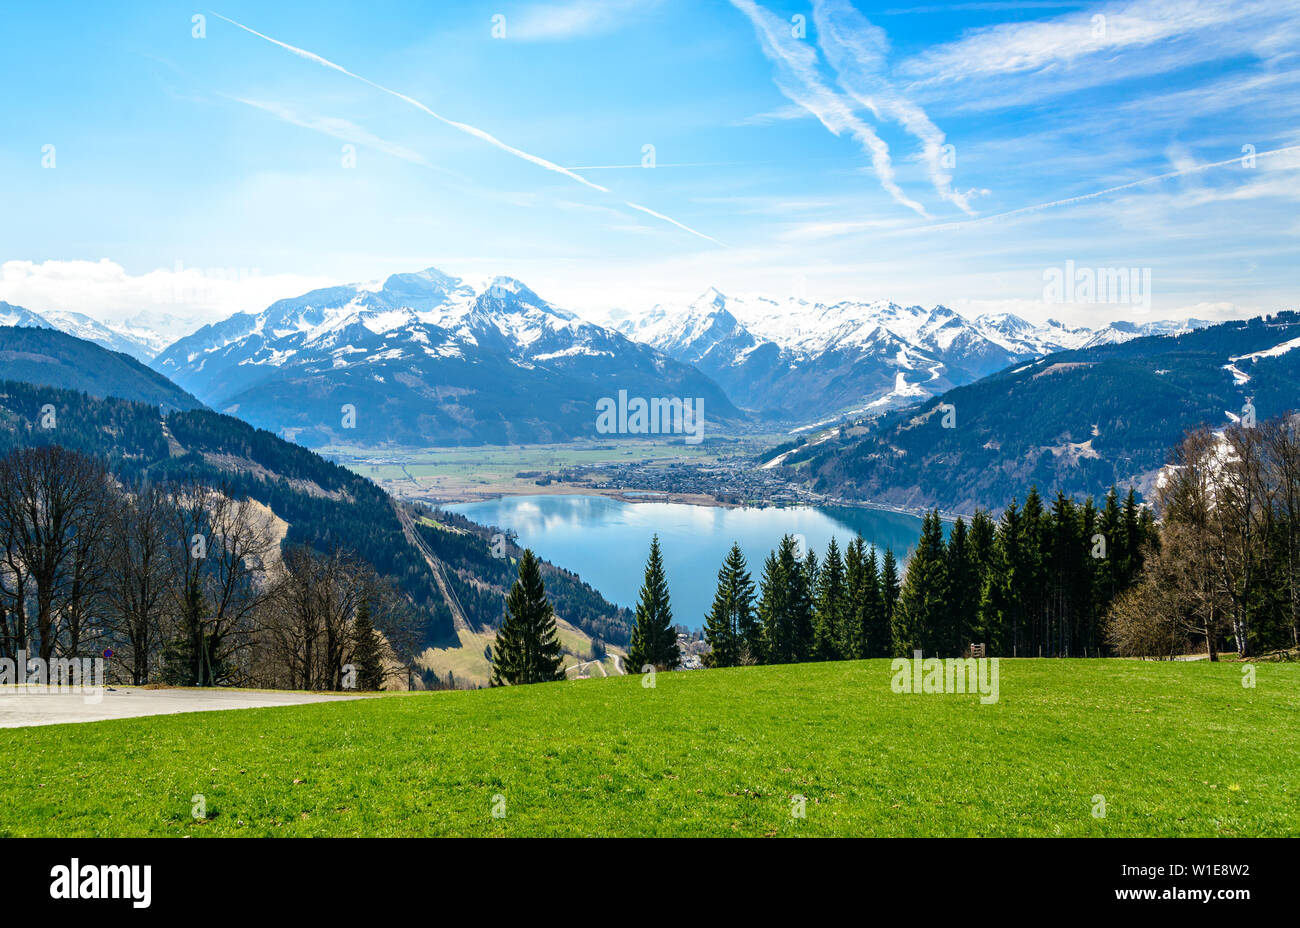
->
[812,0,979,213]
[0,259,335,340]
[920,143,1300,232]
[232,98,457,175]
[904,0,1238,82]
[505,0,662,41]
[898,0,1297,110]
[731,103,816,126]
[778,218,912,241]
[729,0,928,216]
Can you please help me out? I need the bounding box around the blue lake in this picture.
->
[444,494,927,631]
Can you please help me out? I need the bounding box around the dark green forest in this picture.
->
[0,379,630,651]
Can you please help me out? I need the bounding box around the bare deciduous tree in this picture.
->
[0,446,111,661]
[259,546,418,690]
[165,479,274,686]
[103,480,175,684]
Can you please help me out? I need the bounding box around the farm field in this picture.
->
[1,659,1295,837]
[321,436,783,503]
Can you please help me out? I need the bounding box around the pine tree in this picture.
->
[945,517,977,656]
[843,537,866,658]
[491,549,565,686]
[352,599,385,691]
[880,547,901,655]
[791,539,816,662]
[995,500,1024,655]
[703,543,755,668]
[813,538,846,660]
[895,511,948,656]
[756,549,785,664]
[1046,492,1080,657]
[759,535,814,663]
[626,536,681,671]
[861,546,888,658]
[1020,488,1048,656]
[803,546,820,651]
[968,509,999,650]
[1079,495,1101,656]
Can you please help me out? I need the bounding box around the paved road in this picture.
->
[0,687,363,729]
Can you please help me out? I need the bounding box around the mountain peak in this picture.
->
[485,275,528,294]
[694,286,728,308]
[380,267,461,307]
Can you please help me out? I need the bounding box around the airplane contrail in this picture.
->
[624,201,726,246]
[211,12,722,246]
[925,143,1300,231]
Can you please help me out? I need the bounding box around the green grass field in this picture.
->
[3,659,1296,837]
[320,435,789,500]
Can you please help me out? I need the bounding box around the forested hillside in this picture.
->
[0,325,201,411]
[783,312,1300,512]
[0,378,631,649]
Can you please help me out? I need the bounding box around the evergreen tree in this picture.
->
[861,546,888,658]
[1079,495,1101,655]
[1119,487,1141,586]
[791,540,816,662]
[895,512,948,656]
[1020,488,1048,656]
[162,581,207,686]
[813,538,846,660]
[703,543,755,668]
[626,536,681,671]
[491,549,565,686]
[1045,491,1082,656]
[759,534,814,663]
[968,509,998,649]
[843,537,866,657]
[803,547,819,619]
[880,547,901,655]
[352,599,385,691]
[944,517,977,655]
[756,549,784,664]
[1093,488,1123,627]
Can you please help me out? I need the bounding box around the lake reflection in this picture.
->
[445,494,927,630]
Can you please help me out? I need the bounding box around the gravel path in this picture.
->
[0,687,364,728]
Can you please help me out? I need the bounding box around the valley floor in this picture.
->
[322,436,792,508]
[2,659,1295,837]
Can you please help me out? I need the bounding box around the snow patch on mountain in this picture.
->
[0,301,163,361]
[616,289,1215,422]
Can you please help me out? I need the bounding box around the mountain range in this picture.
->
[4,268,1214,445]
[776,312,1300,513]
[615,289,1210,419]
[150,269,739,447]
[0,300,164,362]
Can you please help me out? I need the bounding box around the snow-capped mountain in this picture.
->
[1077,318,1212,349]
[37,309,166,361]
[0,301,53,330]
[152,268,740,446]
[0,301,162,362]
[616,290,1212,419]
[781,312,1300,513]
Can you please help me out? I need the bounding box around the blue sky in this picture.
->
[1,0,1298,333]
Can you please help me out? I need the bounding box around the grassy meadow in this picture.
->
[2,659,1296,837]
